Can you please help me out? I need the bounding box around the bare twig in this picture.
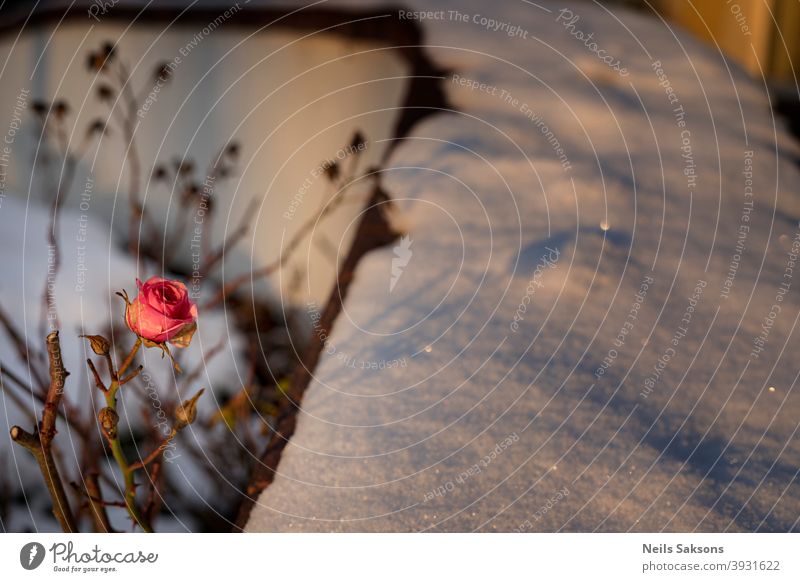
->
[203,136,366,310]
[0,363,37,426]
[117,338,141,379]
[1,359,89,440]
[203,186,365,310]
[10,331,78,532]
[83,473,112,532]
[40,331,69,446]
[0,306,46,391]
[180,338,226,390]
[142,459,163,526]
[202,198,258,274]
[11,426,77,532]
[39,127,93,339]
[128,428,177,473]
[86,359,107,392]
[119,365,143,385]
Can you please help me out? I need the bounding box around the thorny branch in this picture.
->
[10,331,77,532]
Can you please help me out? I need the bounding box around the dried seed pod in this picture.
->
[87,119,107,137]
[350,130,366,151]
[96,84,114,101]
[174,389,205,430]
[32,101,48,117]
[154,61,173,82]
[87,42,115,72]
[87,51,106,72]
[98,407,119,440]
[225,141,240,157]
[53,100,69,119]
[178,160,194,176]
[324,161,340,181]
[101,42,114,58]
[82,334,111,356]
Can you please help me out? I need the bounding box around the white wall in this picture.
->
[0,20,408,304]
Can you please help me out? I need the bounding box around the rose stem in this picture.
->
[104,337,153,532]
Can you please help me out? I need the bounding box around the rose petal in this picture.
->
[168,321,197,348]
[126,297,191,343]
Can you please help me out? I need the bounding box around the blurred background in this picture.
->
[616,0,800,136]
[1,0,799,534]
[3,0,797,138]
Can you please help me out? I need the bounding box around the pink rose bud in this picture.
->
[125,277,198,347]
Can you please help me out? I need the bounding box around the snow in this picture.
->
[246,0,800,531]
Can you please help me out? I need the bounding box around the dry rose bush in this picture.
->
[11,275,204,533]
[2,41,372,532]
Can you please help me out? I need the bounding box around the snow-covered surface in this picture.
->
[246,0,800,532]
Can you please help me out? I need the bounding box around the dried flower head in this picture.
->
[98,407,119,441]
[87,119,108,137]
[174,389,205,430]
[87,52,104,72]
[225,142,240,157]
[32,101,48,117]
[81,334,110,356]
[96,84,114,102]
[50,100,68,119]
[350,130,366,151]
[87,42,115,72]
[324,161,339,182]
[182,183,199,202]
[154,61,173,82]
[176,160,194,176]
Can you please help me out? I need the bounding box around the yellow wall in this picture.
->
[770,0,800,79]
[652,0,799,81]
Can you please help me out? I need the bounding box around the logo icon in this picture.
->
[390,235,413,293]
[20,542,46,570]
